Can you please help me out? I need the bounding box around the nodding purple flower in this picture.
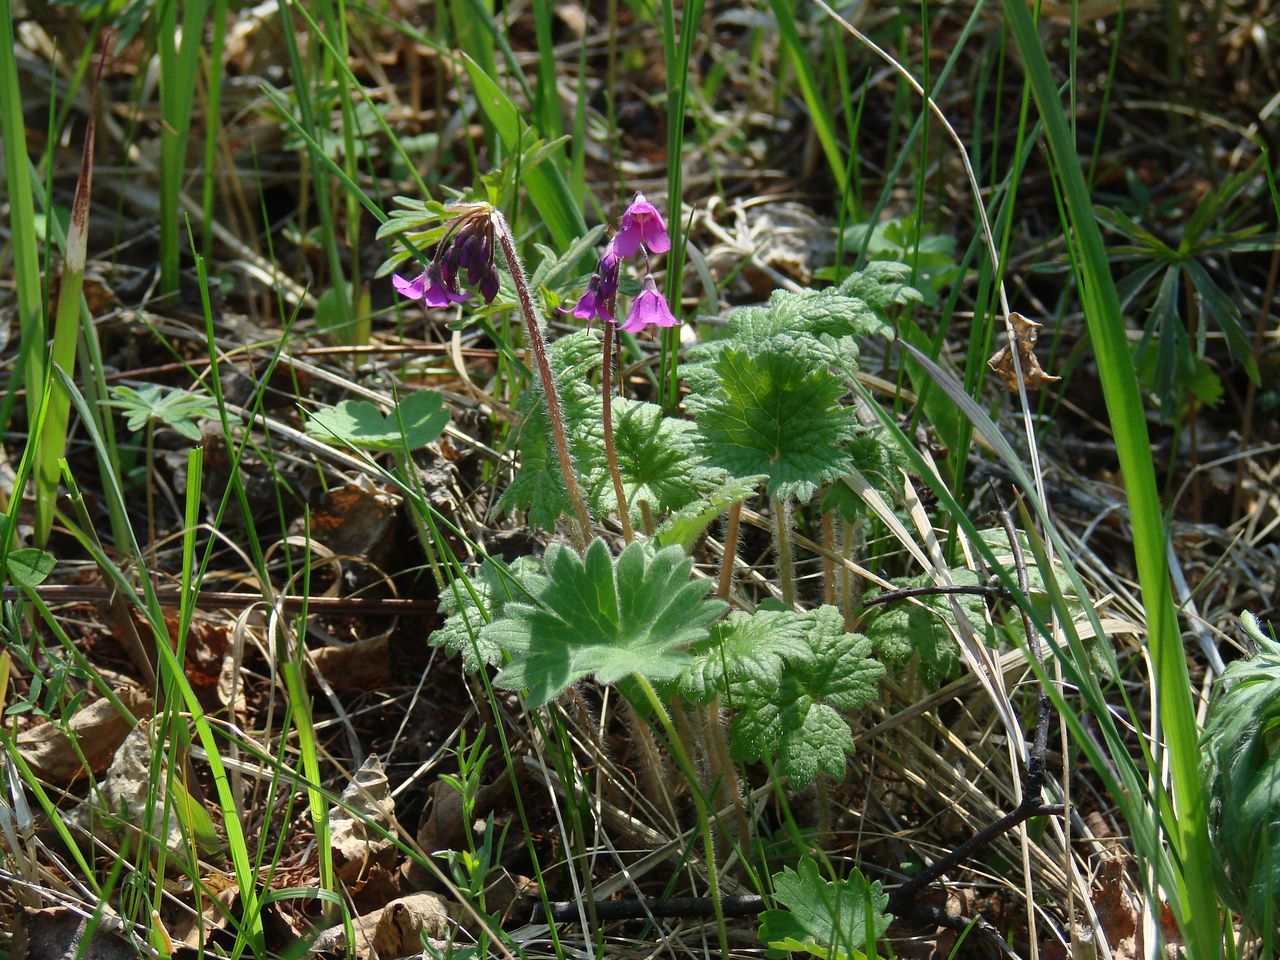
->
[562,240,622,327]
[597,239,621,301]
[393,261,467,308]
[561,273,614,326]
[393,204,502,309]
[612,193,670,259]
[619,275,679,333]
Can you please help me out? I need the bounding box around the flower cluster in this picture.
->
[564,193,679,334]
[393,204,500,310]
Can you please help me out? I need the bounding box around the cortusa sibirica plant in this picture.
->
[377,190,996,955]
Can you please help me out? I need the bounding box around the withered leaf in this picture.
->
[987,311,1061,391]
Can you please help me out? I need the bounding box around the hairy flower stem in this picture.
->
[717,501,742,600]
[493,213,592,548]
[771,494,797,607]
[838,517,855,630]
[821,506,836,605]
[635,676,730,960]
[706,697,750,856]
[600,320,634,542]
[639,500,657,536]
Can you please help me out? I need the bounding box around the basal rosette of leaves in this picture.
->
[1202,612,1280,936]
[484,540,728,707]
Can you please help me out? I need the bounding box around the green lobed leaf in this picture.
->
[729,606,884,788]
[1202,620,1280,936]
[429,557,541,672]
[490,540,726,707]
[679,608,813,703]
[758,855,892,960]
[820,429,908,522]
[104,384,219,442]
[305,390,448,452]
[654,475,765,551]
[835,259,925,314]
[695,348,858,502]
[586,397,724,521]
[860,571,993,685]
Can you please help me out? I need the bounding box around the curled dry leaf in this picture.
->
[987,311,1062,392]
[310,892,449,960]
[17,686,149,786]
[330,754,397,885]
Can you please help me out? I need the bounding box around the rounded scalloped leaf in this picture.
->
[694,347,857,502]
[305,390,449,452]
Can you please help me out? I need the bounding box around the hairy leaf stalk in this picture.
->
[635,676,730,960]
[717,501,742,600]
[771,494,797,607]
[493,213,592,548]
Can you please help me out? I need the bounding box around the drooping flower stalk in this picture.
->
[491,211,592,548]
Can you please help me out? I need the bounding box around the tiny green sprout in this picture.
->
[305,390,449,452]
[104,383,218,442]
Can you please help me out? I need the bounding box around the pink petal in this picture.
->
[393,273,426,300]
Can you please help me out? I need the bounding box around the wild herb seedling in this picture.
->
[104,383,218,558]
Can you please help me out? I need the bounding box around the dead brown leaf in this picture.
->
[311,892,449,960]
[330,754,398,886]
[309,476,402,563]
[310,635,390,692]
[17,687,149,786]
[987,312,1062,392]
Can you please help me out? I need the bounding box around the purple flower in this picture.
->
[561,273,614,326]
[393,262,467,308]
[597,239,621,301]
[612,193,670,259]
[619,276,679,333]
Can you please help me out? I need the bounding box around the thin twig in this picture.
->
[861,584,1010,608]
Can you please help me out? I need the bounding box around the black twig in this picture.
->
[543,895,765,923]
[886,505,1059,923]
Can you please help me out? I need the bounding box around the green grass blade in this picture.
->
[158,0,207,295]
[531,0,563,148]
[35,89,96,545]
[0,0,47,431]
[1000,1,1221,954]
[658,0,703,410]
[460,53,587,249]
[767,0,847,196]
